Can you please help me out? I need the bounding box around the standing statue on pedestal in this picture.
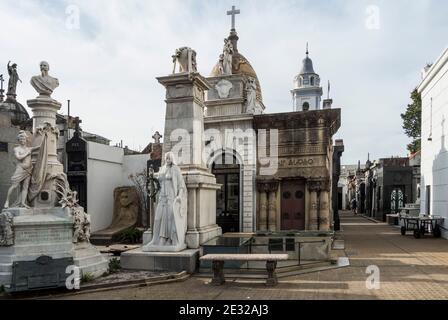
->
[30,61,59,97]
[7,61,22,99]
[218,54,225,75]
[3,131,40,209]
[222,38,234,75]
[144,152,188,252]
[246,77,262,114]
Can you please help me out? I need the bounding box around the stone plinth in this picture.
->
[0,207,73,289]
[184,169,222,249]
[0,207,108,289]
[121,248,200,274]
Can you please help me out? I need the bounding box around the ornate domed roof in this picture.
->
[210,31,263,103]
[299,44,317,75]
[0,99,30,127]
[300,56,315,75]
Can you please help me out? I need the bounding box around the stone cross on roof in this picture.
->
[73,116,82,132]
[152,131,162,144]
[227,5,240,30]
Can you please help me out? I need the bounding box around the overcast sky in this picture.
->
[0,0,447,164]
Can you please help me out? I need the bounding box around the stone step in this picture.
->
[0,272,12,287]
[0,263,12,273]
[0,256,13,264]
[74,253,107,267]
[77,260,109,278]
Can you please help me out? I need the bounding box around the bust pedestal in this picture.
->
[27,96,63,208]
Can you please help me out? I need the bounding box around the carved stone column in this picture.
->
[258,190,268,231]
[319,190,330,230]
[309,190,318,230]
[268,191,277,232]
[257,180,279,232]
[266,181,279,232]
[308,180,326,231]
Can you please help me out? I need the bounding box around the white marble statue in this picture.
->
[172,47,197,74]
[3,131,40,209]
[143,152,188,252]
[30,61,59,97]
[246,77,257,113]
[218,54,225,75]
[222,38,234,75]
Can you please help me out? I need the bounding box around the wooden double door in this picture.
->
[281,180,306,230]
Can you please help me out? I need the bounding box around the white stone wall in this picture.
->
[419,47,448,238]
[86,143,150,232]
[204,118,257,232]
[122,154,151,184]
[87,142,124,233]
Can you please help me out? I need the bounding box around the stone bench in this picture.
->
[200,254,289,286]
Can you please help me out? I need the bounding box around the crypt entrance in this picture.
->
[281,179,306,230]
[211,152,242,233]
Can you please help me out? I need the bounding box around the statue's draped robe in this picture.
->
[28,132,48,203]
[223,43,233,75]
[149,164,187,248]
[246,82,257,112]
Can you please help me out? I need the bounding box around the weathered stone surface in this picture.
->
[91,186,140,245]
[121,248,200,274]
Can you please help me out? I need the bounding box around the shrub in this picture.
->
[114,227,143,244]
[81,272,94,284]
[108,257,121,274]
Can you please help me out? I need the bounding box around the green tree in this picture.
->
[401,88,422,154]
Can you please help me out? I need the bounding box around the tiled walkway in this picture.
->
[61,212,448,300]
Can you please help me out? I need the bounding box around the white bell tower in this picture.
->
[291,44,323,111]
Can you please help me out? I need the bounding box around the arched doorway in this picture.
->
[211,152,242,233]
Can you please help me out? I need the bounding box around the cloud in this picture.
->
[0,0,446,162]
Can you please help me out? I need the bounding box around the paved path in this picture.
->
[59,212,448,300]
